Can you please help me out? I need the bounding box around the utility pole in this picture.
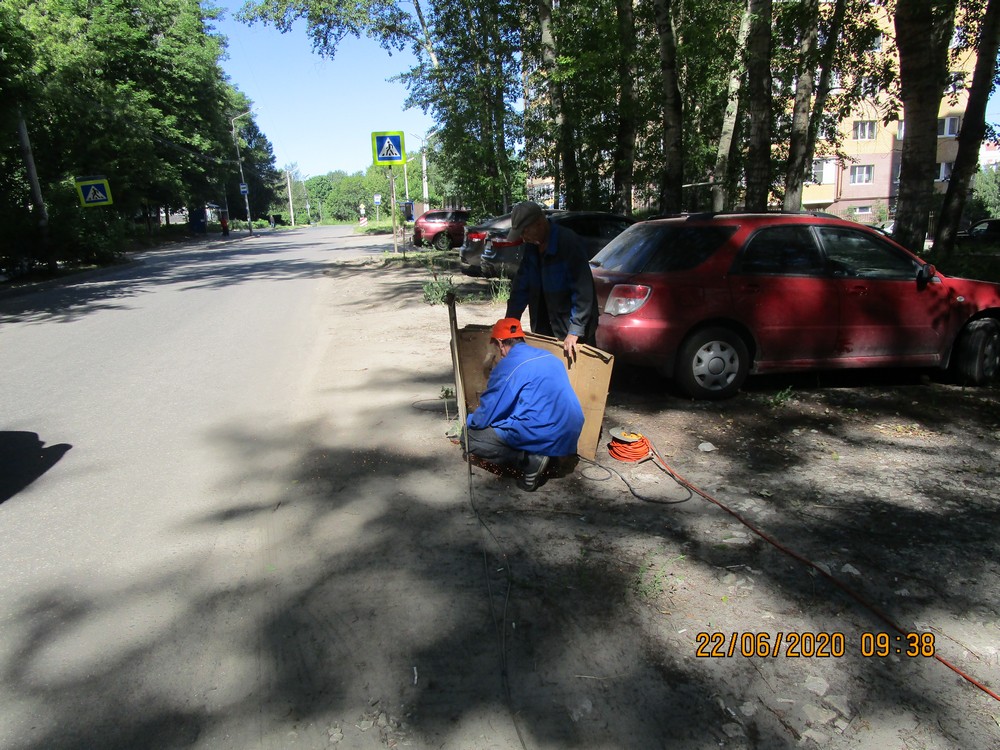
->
[231,110,254,236]
[17,106,52,271]
[286,169,295,226]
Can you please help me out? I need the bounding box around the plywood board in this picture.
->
[453,324,614,461]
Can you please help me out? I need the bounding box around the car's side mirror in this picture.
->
[917,263,937,287]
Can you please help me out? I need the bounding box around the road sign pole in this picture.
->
[391,166,398,254]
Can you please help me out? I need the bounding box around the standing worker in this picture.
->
[504,201,599,362]
[220,213,230,237]
[463,318,584,492]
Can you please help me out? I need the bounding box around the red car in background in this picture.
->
[590,212,1000,399]
[412,209,470,251]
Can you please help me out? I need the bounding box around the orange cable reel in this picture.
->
[608,426,653,462]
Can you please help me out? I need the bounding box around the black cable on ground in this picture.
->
[599,430,1000,704]
[460,429,530,750]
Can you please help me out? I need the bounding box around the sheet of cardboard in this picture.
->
[454,324,614,461]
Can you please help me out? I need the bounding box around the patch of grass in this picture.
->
[632,553,684,602]
[767,386,795,408]
[490,276,511,304]
[422,275,456,305]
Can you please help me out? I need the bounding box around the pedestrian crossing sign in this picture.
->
[371,131,406,165]
[74,176,114,207]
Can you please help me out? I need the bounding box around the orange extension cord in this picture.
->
[606,431,1000,705]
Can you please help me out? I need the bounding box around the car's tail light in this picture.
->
[605,285,651,315]
[467,230,487,242]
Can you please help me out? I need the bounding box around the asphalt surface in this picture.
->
[0,227,515,749]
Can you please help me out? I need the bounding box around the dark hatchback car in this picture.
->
[590,212,1000,399]
[412,209,470,250]
[460,214,513,276]
[475,210,635,278]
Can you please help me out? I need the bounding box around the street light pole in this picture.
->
[409,132,430,211]
[231,110,254,236]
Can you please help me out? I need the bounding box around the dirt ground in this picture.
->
[371,250,1000,750]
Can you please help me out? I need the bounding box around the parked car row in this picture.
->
[418,206,1000,399]
[460,210,635,277]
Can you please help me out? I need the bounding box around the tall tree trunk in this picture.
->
[537,0,561,205]
[559,90,580,209]
[652,0,684,214]
[893,0,958,253]
[612,0,637,215]
[783,0,820,212]
[806,0,847,167]
[744,0,773,211]
[16,105,53,272]
[713,2,752,212]
[412,0,440,72]
[934,0,1000,256]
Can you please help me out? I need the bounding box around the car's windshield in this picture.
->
[591,223,736,273]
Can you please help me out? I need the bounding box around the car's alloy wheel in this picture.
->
[675,327,750,399]
[953,318,1000,385]
[433,232,451,251]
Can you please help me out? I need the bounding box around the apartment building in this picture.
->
[802,27,975,225]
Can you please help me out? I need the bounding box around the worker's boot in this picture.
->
[518,453,550,491]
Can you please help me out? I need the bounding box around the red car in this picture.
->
[591,212,1000,399]
[412,209,470,250]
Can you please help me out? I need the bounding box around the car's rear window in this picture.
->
[591,223,736,273]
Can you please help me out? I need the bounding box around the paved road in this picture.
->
[0,227,514,749]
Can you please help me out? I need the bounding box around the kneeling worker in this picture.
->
[463,318,585,491]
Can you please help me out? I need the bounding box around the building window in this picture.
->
[936,162,954,181]
[810,159,835,184]
[938,117,959,137]
[853,120,876,140]
[856,206,872,216]
[850,165,874,184]
[896,121,905,140]
[869,33,883,52]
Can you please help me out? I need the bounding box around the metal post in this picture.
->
[390,166,398,254]
[286,169,295,227]
[409,132,431,213]
[231,111,253,236]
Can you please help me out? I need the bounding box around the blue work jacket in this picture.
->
[467,342,584,456]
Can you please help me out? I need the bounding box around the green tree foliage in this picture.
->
[1,0,280,276]
[243,0,993,236]
[968,167,1000,219]
[240,0,522,217]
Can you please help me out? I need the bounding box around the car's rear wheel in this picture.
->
[674,327,750,399]
[433,232,451,251]
[953,318,1000,385]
